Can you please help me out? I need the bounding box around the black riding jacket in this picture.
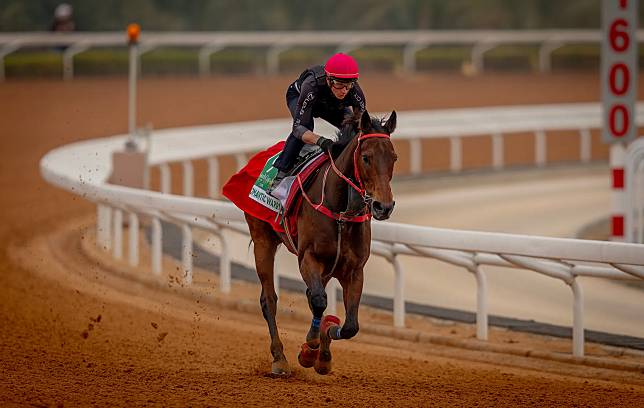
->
[290,65,366,140]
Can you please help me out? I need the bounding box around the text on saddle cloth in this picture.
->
[249,148,328,228]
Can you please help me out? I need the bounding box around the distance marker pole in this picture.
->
[127,23,141,149]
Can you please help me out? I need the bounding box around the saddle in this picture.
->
[222,141,328,240]
[269,144,324,206]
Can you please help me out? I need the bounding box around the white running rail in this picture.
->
[5,29,644,79]
[626,137,644,243]
[40,104,644,357]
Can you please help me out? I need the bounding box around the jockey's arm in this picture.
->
[302,130,324,145]
[292,79,328,146]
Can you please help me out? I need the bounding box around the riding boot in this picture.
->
[273,134,304,173]
[267,170,288,194]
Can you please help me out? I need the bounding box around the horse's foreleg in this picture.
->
[336,269,364,340]
[300,251,328,342]
[305,287,325,344]
[298,251,328,369]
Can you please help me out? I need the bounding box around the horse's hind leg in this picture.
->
[245,214,290,376]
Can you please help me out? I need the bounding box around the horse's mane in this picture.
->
[332,110,388,159]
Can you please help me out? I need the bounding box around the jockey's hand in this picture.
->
[316,136,334,152]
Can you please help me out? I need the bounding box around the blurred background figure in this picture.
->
[51,3,75,32]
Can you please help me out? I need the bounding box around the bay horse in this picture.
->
[245,109,397,375]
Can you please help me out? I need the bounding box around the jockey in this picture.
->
[269,53,366,191]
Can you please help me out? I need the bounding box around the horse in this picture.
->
[244,109,397,375]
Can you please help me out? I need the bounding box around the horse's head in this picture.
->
[353,110,397,220]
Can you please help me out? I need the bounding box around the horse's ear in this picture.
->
[360,110,371,132]
[384,110,397,134]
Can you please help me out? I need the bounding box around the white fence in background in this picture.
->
[40,104,644,358]
[626,137,644,243]
[4,29,644,80]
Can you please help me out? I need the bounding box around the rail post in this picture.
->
[492,133,504,170]
[181,224,193,284]
[570,279,585,357]
[471,264,488,340]
[450,137,462,172]
[392,254,405,328]
[160,164,171,194]
[218,230,231,293]
[151,217,162,275]
[207,157,220,198]
[112,209,123,259]
[128,212,139,267]
[182,160,193,197]
[96,205,112,251]
[62,43,89,81]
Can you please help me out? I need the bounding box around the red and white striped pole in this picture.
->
[602,0,637,241]
[610,143,626,241]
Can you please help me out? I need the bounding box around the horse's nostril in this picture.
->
[372,201,394,218]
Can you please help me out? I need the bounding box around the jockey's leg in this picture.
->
[273,134,304,173]
[272,82,304,177]
[269,133,304,195]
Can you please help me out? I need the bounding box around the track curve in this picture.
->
[2,74,644,406]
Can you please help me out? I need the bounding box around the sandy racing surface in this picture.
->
[1,73,644,406]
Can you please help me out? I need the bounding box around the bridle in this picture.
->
[297,132,391,223]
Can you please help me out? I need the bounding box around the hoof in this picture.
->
[320,315,341,337]
[314,350,332,375]
[298,342,319,368]
[271,359,291,377]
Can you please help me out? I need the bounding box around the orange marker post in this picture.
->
[127,23,140,148]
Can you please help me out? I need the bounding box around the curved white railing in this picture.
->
[626,138,644,243]
[40,104,644,357]
[5,29,644,79]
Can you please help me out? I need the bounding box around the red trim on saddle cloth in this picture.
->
[222,141,287,232]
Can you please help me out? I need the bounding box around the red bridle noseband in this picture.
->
[297,132,391,223]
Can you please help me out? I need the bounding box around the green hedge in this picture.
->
[5,45,644,78]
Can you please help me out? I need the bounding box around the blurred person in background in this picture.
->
[51,3,75,32]
[269,52,367,192]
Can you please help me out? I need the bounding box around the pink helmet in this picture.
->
[324,53,359,80]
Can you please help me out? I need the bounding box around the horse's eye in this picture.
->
[362,154,370,164]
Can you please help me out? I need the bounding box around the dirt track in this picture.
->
[1,73,644,406]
